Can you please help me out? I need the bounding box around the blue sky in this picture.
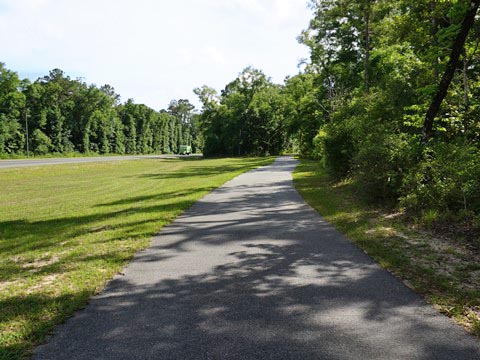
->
[0,0,311,110]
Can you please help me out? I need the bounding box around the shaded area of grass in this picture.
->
[293,159,480,338]
[0,156,273,359]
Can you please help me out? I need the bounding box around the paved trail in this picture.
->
[0,154,199,169]
[34,157,480,359]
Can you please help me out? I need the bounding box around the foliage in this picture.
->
[297,0,480,223]
[196,67,288,156]
[353,132,415,202]
[31,129,52,155]
[321,120,356,178]
[401,142,480,216]
[0,64,201,157]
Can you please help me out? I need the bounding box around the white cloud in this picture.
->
[0,0,311,109]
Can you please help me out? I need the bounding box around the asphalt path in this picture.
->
[0,154,200,169]
[34,157,480,359]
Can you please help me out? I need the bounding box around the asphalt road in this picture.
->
[34,157,480,359]
[0,154,200,169]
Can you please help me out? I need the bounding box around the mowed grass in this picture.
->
[0,156,273,359]
[294,159,480,338]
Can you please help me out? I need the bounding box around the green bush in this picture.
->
[311,129,326,160]
[353,133,415,202]
[318,90,417,202]
[321,121,356,178]
[31,129,52,155]
[401,142,480,217]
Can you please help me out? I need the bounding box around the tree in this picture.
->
[196,67,286,156]
[31,129,52,155]
[0,63,26,154]
[0,64,202,157]
[422,0,480,143]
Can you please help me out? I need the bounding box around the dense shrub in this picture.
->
[353,133,415,202]
[321,121,356,178]
[31,129,52,155]
[401,143,480,217]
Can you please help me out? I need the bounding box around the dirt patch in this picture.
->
[21,255,60,272]
[0,279,21,291]
[25,274,59,294]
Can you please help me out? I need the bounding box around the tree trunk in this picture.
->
[365,4,370,93]
[463,49,470,111]
[463,48,470,133]
[422,0,480,144]
[238,128,242,156]
[431,1,439,82]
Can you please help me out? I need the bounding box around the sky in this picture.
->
[0,0,312,110]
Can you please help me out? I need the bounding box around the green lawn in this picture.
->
[293,159,480,338]
[0,157,272,359]
[0,152,105,160]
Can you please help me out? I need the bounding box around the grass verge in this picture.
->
[0,152,106,160]
[0,156,273,359]
[293,159,480,338]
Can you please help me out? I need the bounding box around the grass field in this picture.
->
[0,156,272,359]
[293,159,480,338]
[0,152,104,160]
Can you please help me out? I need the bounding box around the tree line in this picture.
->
[0,65,202,156]
[196,0,480,226]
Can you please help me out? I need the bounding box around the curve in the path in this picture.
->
[34,157,480,359]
